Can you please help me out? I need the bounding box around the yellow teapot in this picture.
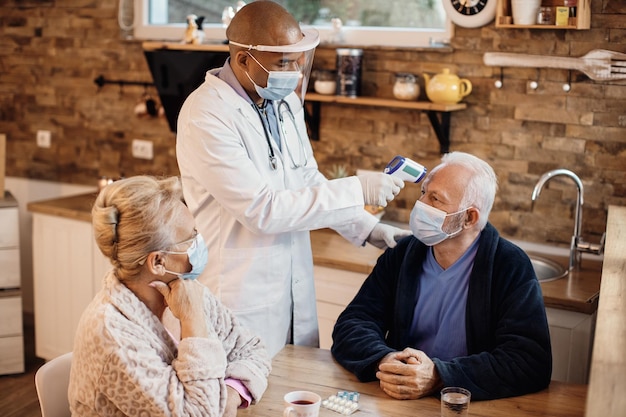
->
[423,68,472,105]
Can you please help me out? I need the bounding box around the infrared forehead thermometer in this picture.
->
[384,155,427,183]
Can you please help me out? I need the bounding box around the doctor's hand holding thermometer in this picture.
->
[357,172,405,207]
[357,172,410,249]
[363,156,427,249]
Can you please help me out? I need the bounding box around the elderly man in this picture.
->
[331,152,552,401]
[176,1,409,357]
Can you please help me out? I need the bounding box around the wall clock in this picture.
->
[442,0,497,28]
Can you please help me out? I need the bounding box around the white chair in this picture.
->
[34,352,73,417]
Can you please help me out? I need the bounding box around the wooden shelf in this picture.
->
[304,93,467,154]
[495,22,581,29]
[495,0,590,30]
[142,41,228,52]
[304,93,467,112]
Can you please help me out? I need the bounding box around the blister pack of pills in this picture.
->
[322,391,360,415]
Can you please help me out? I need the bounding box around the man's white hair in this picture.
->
[429,152,498,230]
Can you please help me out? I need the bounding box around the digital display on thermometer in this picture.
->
[384,156,427,183]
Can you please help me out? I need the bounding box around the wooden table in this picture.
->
[240,345,588,417]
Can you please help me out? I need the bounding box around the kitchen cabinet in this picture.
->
[31,211,110,360]
[0,196,20,289]
[0,191,24,375]
[496,0,590,29]
[314,265,368,349]
[0,291,23,374]
[546,307,595,383]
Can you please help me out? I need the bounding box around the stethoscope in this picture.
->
[252,99,308,170]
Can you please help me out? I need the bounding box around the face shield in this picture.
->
[229,28,319,104]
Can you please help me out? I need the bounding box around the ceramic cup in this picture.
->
[511,0,541,25]
[283,390,321,417]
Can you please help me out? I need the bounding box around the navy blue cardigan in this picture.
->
[331,223,552,400]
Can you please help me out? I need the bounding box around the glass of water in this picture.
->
[440,387,471,417]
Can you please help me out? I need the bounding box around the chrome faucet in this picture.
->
[531,169,604,270]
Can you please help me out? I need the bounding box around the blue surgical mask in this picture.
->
[409,200,468,246]
[163,233,208,280]
[246,52,301,101]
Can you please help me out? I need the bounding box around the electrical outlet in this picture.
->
[132,139,153,160]
[36,130,51,148]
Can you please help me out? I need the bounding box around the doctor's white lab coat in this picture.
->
[176,69,379,357]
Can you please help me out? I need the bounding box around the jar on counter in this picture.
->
[537,6,553,24]
[313,69,337,95]
[336,48,363,97]
[393,73,419,101]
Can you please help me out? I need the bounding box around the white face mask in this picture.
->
[245,52,301,101]
[409,200,469,246]
[162,233,208,280]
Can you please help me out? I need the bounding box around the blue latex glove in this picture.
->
[366,223,412,249]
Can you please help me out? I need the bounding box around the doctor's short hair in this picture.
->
[430,152,498,230]
[92,175,185,279]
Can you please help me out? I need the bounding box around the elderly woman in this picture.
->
[68,176,271,417]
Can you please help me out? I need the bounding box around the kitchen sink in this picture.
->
[529,255,568,282]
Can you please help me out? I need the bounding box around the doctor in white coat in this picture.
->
[176,1,410,357]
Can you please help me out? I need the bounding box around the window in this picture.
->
[132,0,453,48]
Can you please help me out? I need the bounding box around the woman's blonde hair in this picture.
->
[92,175,185,280]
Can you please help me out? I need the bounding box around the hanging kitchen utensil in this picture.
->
[483,49,626,82]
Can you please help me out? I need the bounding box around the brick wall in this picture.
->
[0,1,624,248]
